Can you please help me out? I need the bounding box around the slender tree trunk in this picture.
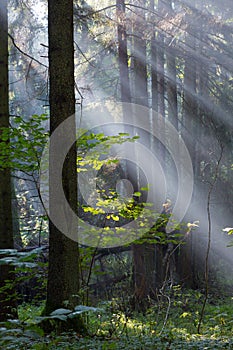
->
[166,51,178,129]
[12,181,22,249]
[178,13,198,288]
[117,0,131,103]
[0,0,18,321]
[150,0,158,112]
[151,0,171,290]
[155,0,166,175]
[45,0,80,314]
[130,1,157,311]
[157,0,165,118]
[165,0,178,129]
[150,1,161,290]
[192,2,210,287]
[131,1,148,107]
[116,0,131,180]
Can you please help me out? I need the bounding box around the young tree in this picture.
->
[44,0,81,314]
[0,0,17,321]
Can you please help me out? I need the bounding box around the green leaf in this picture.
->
[140,186,149,191]
[0,257,18,265]
[133,192,142,197]
[50,308,72,316]
[13,262,37,268]
[0,249,17,256]
[74,305,101,312]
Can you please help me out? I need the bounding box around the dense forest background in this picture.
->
[0,0,233,349]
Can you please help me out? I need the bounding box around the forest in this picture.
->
[0,0,233,349]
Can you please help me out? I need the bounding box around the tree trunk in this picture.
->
[178,13,198,288]
[131,1,148,107]
[155,0,166,172]
[130,1,157,310]
[165,0,178,129]
[117,0,131,103]
[45,0,80,315]
[0,0,18,321]
[150,0,158,112]
[12,180,22,248]
[157,0,165,119]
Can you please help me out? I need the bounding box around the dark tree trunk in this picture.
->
[178,14,198,288]
[157,0,165,118]
[155,0,166,171]
[165,0,178,129]
[45,0,80,314]
[131,1,148,107]
[12,180,22,248]
[150,0,158,112]
[117,0,131,103]
[130,2,158,309]
[0,0,18,321]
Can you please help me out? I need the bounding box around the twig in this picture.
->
[159,291,171,335]
[79,5,117,17]
[75,82,84,101]
[197,143,224,333]
[74,41,96,67]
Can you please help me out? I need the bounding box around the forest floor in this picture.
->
[1,288,233,349]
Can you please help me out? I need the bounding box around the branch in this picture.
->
[74,41,96,68]
[8,33,48,68]
[79,5,117,17]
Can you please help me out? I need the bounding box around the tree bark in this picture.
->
[178,12,198,288]
[150,0,158,112]
[131,1,148,107]
[157,0,165,118]
[165,0,178,129]
[129,1,158,310]
[117,0,131,103]
[0,0,18,321]
[45,0,80,314]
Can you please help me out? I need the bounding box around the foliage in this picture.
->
[0,248,47,304]
[222,228,233,247]
[0,248,44,268]
[2,0,233,347]
[0,114,49,172]
[0,289,233,349]
[0,114,142,248]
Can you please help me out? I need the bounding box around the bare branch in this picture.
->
[8,33,48,68]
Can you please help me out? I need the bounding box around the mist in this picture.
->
[7,0,233,278]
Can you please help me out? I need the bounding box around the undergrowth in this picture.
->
[1,288,233,349]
